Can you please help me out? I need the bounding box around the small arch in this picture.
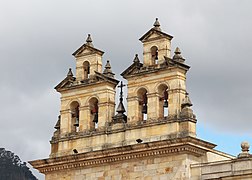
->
[157,84,169,118]
[137,88,148,121]
[89,97,99,129]
[83,61,90,79]
[151,46,158,65]
[67,99,81,108]
[135,86,149,95]
[70,101,80,132]
[154,82,169,93]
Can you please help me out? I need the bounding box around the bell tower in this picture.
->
[140,18,173,66]
[51,34,119,157]
[121,18,195,131]
[30,19,238,180]
[73,34,103,81]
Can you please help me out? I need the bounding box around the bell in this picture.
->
[163,100,168,108]
[74,117,79,127]
[142,104,147,114]
[93,113,98,123]
[155,51,158,60]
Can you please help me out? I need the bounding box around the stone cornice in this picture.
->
[124,68,188,81]
[29,136,215,173]
[51,117,197,143]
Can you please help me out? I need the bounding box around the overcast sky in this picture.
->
[1,0,252,179]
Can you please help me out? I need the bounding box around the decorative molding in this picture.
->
[30,137,214,173]
[50,117,197,143]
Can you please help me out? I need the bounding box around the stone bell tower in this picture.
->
[122,18,193,130]
[141,18,173,66]
[51,34,119,157]
[30,19,234,180]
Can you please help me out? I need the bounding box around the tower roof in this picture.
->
[139,18,173,42]
[72,34,104,57]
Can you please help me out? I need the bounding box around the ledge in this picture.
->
[29,136,215,173]
[51,117,197,144]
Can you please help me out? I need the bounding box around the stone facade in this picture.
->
[29,19,252,180]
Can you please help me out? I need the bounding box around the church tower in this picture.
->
[52,34,119,157]
[122,18,195,138]
[30,19,234,180]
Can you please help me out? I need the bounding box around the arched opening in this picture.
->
[89,97,99,130]
[137,88,148,121]
[83,61,90,79]
[158,84,169,118]
[70,101,80,132]
[151,46,158,65]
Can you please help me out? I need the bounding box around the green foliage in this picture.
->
[0,148,37,180]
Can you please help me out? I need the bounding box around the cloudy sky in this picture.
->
[1,0,252,179]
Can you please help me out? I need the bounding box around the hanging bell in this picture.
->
[155,51,158,60]
[142,104,147,114]
[93,113,98,123]
[163,99,168,108]
[74,117,79,127]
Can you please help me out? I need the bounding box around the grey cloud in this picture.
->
[1,0,252,179]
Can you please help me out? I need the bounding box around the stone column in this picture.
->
[98,102,109,128]
[60,109,71,134]
[146,92,160,120]
[127,96,141,122]
[79,105,89,131]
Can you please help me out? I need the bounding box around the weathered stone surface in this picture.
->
[29,19,252,180]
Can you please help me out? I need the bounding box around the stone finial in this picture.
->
[181,92,192,109]
[67,68,73,77]
[112,81,127,123]
[103,60,115,78]
[85,34,94,47]
[175,47,181,54]
[173,47,185,63]
[153,18,161,31]
[104,60,112,73]
[54,115,61,130]
[238,141,250,158]
[241,141,250,152]
[180,93,195,119]
[133,54,140,63]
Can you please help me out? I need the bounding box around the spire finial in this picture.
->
[238,141,251,158]
[133,54,140,63]
[173,47,185,63]
[175,47,181,54]
[153,18,161,31]
[112,81,127,123]
[103,60,114,78]
[67,68,73,77]
[85,34,93,47]
[181,92,192,109]
[105,60,111,69]
[54,115,61,129]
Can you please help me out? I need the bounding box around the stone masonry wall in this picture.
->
[45,154,197,180]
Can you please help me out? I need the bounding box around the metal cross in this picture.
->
[118,81,126,99]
